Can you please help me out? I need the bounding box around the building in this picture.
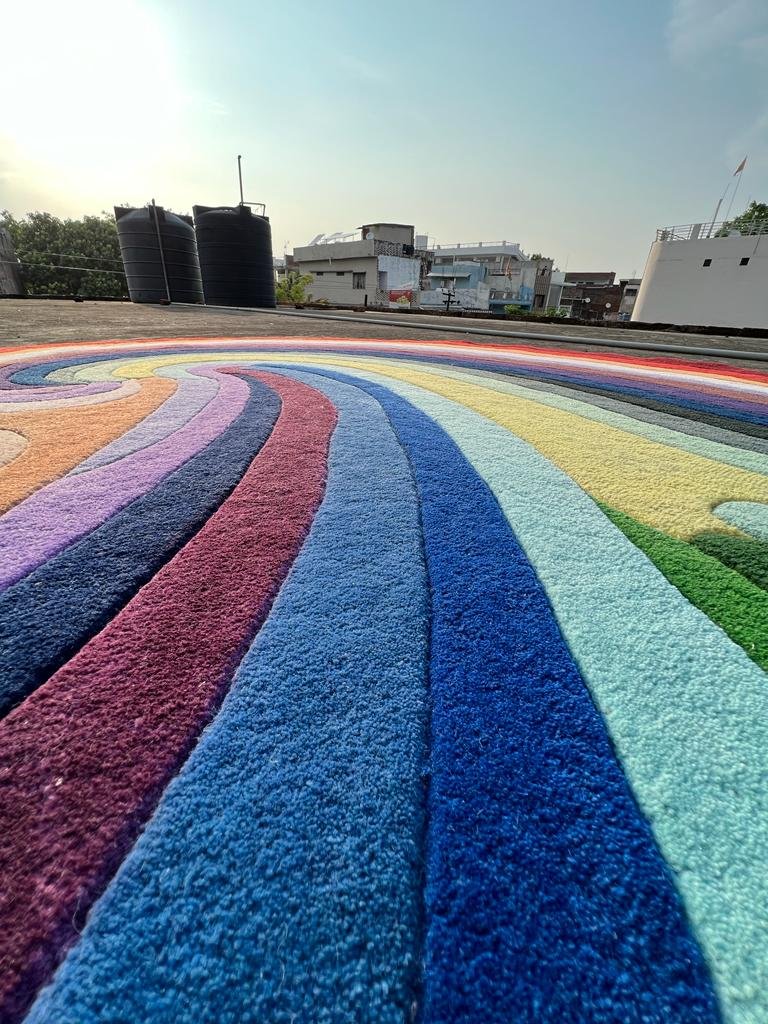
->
[419,241,556,313]
[618,278,641,320]
[559,272,622,320]
[289,223,426,307]
[632,220,768,328]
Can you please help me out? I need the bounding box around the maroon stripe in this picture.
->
[0,370,336,1023]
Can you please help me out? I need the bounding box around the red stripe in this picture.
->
[0,370,336,1023]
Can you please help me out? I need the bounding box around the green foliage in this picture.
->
[0,210,128,298]
[504,303,566,319]
[719,200,768,236]
[276,270,313,304]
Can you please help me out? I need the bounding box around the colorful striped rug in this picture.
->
[1,335,767,1023]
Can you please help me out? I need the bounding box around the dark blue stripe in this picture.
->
[0,375,280,718]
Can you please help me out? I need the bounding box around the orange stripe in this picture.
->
[0,377,175,514]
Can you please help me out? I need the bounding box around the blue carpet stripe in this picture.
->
[25,370,430,1024]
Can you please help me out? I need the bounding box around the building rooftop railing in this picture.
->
[434,240,523,252]
[656,220,768,242]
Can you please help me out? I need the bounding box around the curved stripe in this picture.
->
[26,369,430,1024]
[0,377,174,513]
[299,367,719,1022]
[0,372,335,1024]
[337,363,768,1023]
[0,369,251,591]
[691,531,768,594]
[0,374,281,718]
[71,367,221,473]
[601,504,768,670]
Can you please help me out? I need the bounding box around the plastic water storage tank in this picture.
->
[114,205,204,304]
[193,205,276,308]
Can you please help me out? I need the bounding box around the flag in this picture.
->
[734,156,747,175]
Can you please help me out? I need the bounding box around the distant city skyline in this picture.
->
[1,0,767,277]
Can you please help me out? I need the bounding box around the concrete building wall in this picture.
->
[299,256,378,304]
[632,234,768,328]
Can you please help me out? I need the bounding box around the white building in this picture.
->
[290,223,424,307]
[632,220,768,329]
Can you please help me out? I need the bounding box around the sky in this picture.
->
[1,0,767,277]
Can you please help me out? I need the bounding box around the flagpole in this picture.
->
[723,162,746,226]
[706,181,731,238]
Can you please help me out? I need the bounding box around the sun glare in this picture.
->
[3,0,183,206]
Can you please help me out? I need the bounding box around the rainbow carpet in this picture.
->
[1,335,768,1023]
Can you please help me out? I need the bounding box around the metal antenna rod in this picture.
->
[237,155,244,205]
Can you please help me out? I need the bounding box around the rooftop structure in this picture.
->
[633,220,768,328]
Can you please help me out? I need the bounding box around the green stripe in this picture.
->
[599,503,768,672]
[692,532,768,594]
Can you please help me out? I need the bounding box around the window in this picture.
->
[740,257,750,266]
[702,259,712,267]
[352,272,365,289]
[315,271,324,276]
[336,271,345,276]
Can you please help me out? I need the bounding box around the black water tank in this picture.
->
[193,205,276,308]
[114,205,204,304]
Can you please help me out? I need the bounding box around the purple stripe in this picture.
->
[72,368,220,473]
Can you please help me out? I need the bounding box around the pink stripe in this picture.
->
[0,370,336,1023]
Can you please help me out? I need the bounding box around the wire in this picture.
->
[0,258,125,276]
[16,250,124,265]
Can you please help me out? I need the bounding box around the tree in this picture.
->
[720,201,768,236]
[0,211,128,298]
[276,270,313,304]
